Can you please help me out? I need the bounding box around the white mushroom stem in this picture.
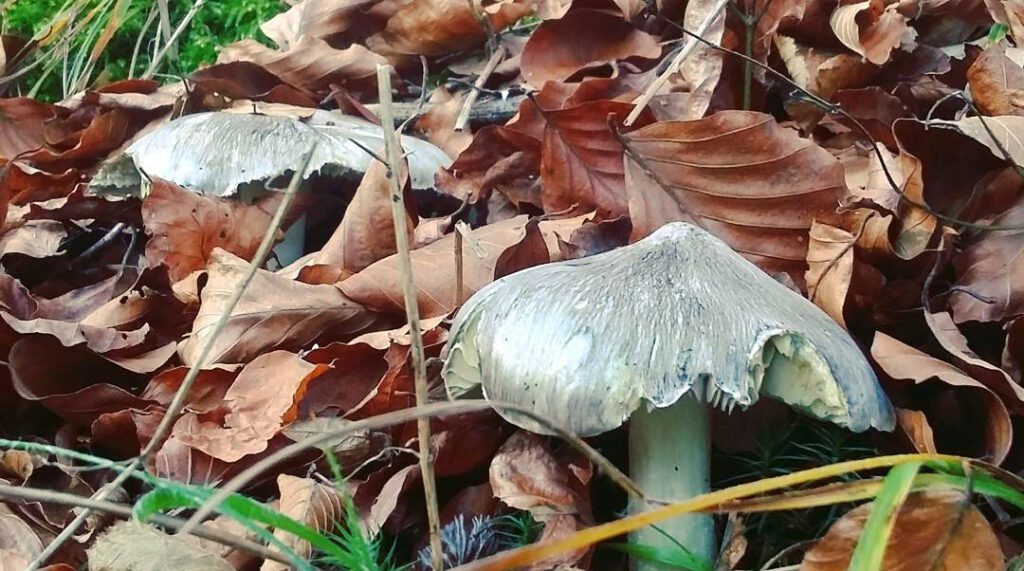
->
[629,395,714,569]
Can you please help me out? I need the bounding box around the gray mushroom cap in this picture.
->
[442,222,895,437]
[89,110,451,197]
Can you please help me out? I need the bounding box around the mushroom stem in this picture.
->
[629,395,714,569]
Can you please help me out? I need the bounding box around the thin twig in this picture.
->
[143,0,205,78]
[625,0,728,126]
[176,400,643,536]
[455,222,465,306]
[376,64,445,571]
[0,484,292,566]
[455,46,506,131]
[398,56,430,134]
[26,149,313,570]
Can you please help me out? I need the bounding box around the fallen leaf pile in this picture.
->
[2,0,1024,567]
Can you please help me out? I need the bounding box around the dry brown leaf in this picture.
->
[315,154,412,275]
[806,222,856,327]
[143,179,285,283]
[871,332,1012,463]
[830,0,913,66]
[174,351,329,462]
[414,88,473,157]
[260,0,403,50]
[435,124,540,205]
[0,99,67,161]
[178,248,383,366]
[340,215,575,317]
[950,196,1024,323]
[519,9,660,85]
[261,475,345,571]
[1006,317,1024,382]
[0,512,42,569]
[218,37,386,94]
[367,0,532,57]
[489,431,593,569]
[895,408,938,453]
[0,220,65,258]
[924,311,1024,409]
[800,490,1003,571]
[88,521,233,571]
[541,100,653,216]
[967,44,1024,116]
[623,111,846,284]
[0,450,33,480]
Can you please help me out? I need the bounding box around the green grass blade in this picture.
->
[848,461,923,571]
[603,541,712,571]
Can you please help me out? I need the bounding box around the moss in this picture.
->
[1,0,284,101]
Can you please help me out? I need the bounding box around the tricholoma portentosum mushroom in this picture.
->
[442,221,895,564]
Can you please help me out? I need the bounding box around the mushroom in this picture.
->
[441,222,895,565]
[90,105,451,264]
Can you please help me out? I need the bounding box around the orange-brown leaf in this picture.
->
[315,154,412,275]
[178,249,384,366]
[175,351,329,462]
[142,179,285,283]
[520,9,660,85]
[800,490,1004,571]
[623,111,846,284]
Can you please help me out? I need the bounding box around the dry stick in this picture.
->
[455,223,465,306]
[624,0,729,126]
[455,46,506,131]
[143,0,205,78]
[0,484,292,566]
[26,149,313,570]
[177,400,643,537]
[376,63,445,571]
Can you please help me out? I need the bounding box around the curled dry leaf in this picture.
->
[218,37,386,95]
[806,222,856,327]
[0,220,65,258]
[967,44,1024,116]
[489,431,593,569]
[315,153,413,275]
[623,111,846,284]
[8,336,155,426]
[260,0,403,50]
[435,124,540,205]
[830,0,912,66]
[143,178,286,283]
[0,512,42,569]
[924,311,1024,410]
[871,332,1012,463]
[414,88,474,158]
[949,195,1024,323]
[0,99,67,160]
[178,248,385,366]
[519,9,660,85]
[366,0,533,57]
[540,100,654,217]
[340,215,569,318]
[800,490,1003,571]
[88,521,233,571]
[261,475,345,571]
[174,351,329,462]
[895,408,938,453]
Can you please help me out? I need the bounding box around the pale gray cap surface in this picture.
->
[90,110,451,197]
[442,222,896,437]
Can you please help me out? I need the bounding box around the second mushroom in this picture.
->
[442,222,895,567]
